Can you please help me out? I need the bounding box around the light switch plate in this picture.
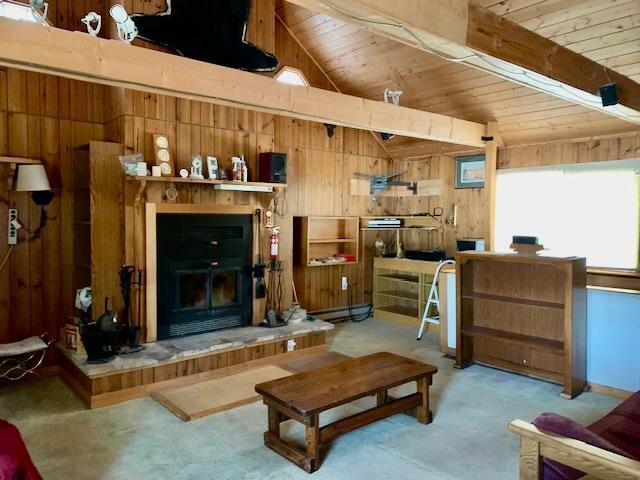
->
[341,277,349,291]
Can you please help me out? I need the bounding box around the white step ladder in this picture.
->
[417,260,455,341]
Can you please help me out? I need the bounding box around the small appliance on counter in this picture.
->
[367,218,401,228]
[457,238,485,252]
[404,249,446,262]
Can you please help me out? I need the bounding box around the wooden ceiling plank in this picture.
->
[275,12,397,159]
[285,0,640,125]
[565,25,640,54]
[534,1,640,38]
[521,0,632,32]
[0,18,486,147]
[550,13,640,46]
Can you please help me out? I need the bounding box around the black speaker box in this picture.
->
[258,152,287,184]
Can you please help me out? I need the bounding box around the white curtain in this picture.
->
[495,160,640,269]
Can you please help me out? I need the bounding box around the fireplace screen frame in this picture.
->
[155,212,254,340]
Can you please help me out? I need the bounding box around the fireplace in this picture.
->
[156,213,253,340]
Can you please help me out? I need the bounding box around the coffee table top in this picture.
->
[255,352,437,416]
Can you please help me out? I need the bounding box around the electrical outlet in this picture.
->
[341,277,349,291]
[8,209,18,245]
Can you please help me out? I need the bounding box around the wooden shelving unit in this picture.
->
[293,217,359,267]
[455,252,587,398]
[373,257,440,328]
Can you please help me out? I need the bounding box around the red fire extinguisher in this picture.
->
[270,227,280,261]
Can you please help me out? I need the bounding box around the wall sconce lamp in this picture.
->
[15,164,53,232]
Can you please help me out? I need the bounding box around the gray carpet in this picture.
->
[0,319,620,480]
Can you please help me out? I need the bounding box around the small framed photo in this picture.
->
[455,154,485,189]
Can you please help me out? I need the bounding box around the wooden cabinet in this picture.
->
[71,142,124,320]
[373,257,439,328]
[455,252,587,398]
[294,217,359,267]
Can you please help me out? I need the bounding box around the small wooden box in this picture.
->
[62,324,85,354]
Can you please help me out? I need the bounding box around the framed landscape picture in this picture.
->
[455,154,486,189]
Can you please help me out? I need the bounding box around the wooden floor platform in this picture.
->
[60,329,328,409]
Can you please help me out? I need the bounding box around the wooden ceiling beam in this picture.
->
[285,0,640,125]
[0,18,487,147]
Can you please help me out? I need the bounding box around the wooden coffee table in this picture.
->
[255,352,437,473]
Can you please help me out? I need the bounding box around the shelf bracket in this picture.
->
[134,179,147,207]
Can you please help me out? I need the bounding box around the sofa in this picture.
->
[0,420,41,480]
[509,391,640,480]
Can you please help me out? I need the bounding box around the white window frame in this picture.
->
[494,158,640,271]
[275,66,309,87]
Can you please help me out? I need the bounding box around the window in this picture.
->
[494,159,640,269]
[0,0,47,24]
[275,66,309,87]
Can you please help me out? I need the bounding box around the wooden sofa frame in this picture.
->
[508,420,640,480]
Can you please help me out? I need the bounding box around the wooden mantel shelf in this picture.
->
[127,176,286,205]
[0,18,486,147]
[127,176,287,188]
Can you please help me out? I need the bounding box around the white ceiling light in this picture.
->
[383,88,403,106]
[0,0,48,24]
[275,67,309,87]
[110,4,138,43]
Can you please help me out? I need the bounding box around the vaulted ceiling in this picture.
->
[276,0,640,159]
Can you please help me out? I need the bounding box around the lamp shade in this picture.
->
[15,164,51,192]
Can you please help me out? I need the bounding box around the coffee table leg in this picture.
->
[268,405,282,436]
[376,390,388,406]
[305,414,320,473]
[416,376,433,424]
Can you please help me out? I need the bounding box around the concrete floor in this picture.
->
[0,319,620,480]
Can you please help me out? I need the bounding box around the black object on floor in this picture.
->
[132,0,279,72]
[80,298,119,364]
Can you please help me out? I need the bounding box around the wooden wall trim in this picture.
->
[0,18,486,147]
[484,122,498,251]
[145,202,157,342]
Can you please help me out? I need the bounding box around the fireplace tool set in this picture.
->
[77,267,145,363]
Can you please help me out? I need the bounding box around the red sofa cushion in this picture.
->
[533,391,640,480]
[0,421,42,480]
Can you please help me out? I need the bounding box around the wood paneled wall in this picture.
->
[497,133,640,169]
[275,17,395,310]
[393,130,640,262]
[0,0,113,346]
[2,0,638,349]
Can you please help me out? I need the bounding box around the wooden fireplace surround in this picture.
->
[145,202,260,342]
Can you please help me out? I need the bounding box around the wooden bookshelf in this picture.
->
[455,252,587,398]
[373,258,440,328]
[293,217,359,267]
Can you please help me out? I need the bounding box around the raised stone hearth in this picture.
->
[59,320,333,408]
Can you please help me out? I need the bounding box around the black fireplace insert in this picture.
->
[156,213,253,340]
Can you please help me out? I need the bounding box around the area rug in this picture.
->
[151,365,292,421]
